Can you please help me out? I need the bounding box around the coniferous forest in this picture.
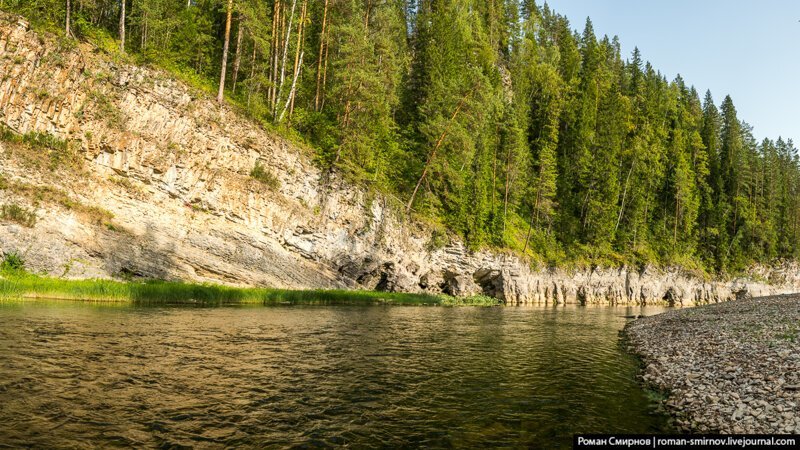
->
[8,0,800,274]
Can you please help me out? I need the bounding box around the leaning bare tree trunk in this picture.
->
[279,50,303,123]
[118,0,126,52]
[231,14,244,94]
[274,0,297,119]
[217,0,234,103]
[614,160,635,234]
[522,192,540,254]
[282,0,307,123]
[65,0,72,37]
[406,87,475,213]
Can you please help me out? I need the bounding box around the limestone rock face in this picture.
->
[443,271,481,297]
[0,12,798,304]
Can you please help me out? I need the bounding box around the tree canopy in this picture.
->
[6,0,800,273]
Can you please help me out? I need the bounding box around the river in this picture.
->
[0,301,673,448]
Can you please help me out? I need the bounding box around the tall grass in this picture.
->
[0,272,499,306]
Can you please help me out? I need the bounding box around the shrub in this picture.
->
[0,251,25,273]
[0,204,37,227]
[88,90,126,130]
[426,228,449,251]
[250,161,280,190]
[21,131,66,150]
[0,124,21,143]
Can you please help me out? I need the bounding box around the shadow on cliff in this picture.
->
[99,219,177,283]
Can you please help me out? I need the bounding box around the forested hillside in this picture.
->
[6,0,799,273]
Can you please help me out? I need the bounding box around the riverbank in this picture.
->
[624,295,800,433]
[0,272,500,306]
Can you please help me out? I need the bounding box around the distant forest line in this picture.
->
[6,0,800,273]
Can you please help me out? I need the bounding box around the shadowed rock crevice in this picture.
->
[473,269,505,301]
[662,287,679,307]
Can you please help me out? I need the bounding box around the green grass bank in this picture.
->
[0,271,500,306]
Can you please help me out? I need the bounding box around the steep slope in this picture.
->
[0,13,797,304]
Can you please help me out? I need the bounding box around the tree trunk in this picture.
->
[674,191,680,245]
[246,43,257,106]
[269,0,281,109]
[274,0,298,118]
[320,33,329,111]
[364,0,372,29]
[614,160,635,233]
[231,14,244,94]
[288,0,308,121]
[406,87,475,212]
[490,139,497,217]
[279,0,307,123]
[280,50,304,123]
[314,0,329,111]
[502,135,513,235]
[118,0,126,52]
[65,0,72,37]
[217,0,234,103]
[141,9,147,49]
[522,193,539,254]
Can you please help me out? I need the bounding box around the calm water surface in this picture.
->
[0,302,673,448]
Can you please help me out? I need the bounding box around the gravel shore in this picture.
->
[624,295,800,433]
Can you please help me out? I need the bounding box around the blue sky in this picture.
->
[547,0,800,144]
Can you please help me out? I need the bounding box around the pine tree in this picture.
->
[719,95,742,267]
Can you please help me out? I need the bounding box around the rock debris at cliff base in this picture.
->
[625,295,800,433]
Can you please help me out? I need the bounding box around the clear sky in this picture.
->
[547,0,800,144]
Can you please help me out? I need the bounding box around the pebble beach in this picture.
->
[625,295,800,434]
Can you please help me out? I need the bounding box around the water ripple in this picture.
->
[0,303,672,448]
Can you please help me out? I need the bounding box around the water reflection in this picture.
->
[0,302,672,448]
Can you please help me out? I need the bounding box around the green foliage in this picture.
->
[11,0,800,273]
[1,126,80,170]
[0,204,37,227]
[87,90,126,130]
[438,294,502,306]
[0,251,25,274]
[250,161,280,190]
[21,131,66,150]
[426,228,449,252]
[0,124,20,143]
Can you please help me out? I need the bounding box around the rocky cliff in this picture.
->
[1,13,798,305]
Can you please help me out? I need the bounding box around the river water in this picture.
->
[0,301,673,448]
